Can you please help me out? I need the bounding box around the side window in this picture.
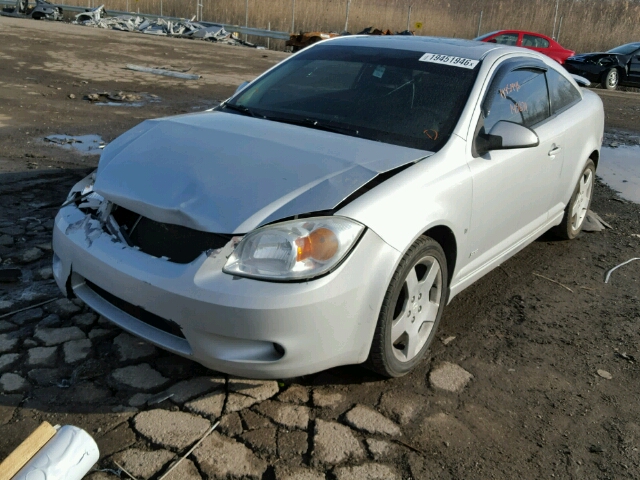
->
[492,33,519,46]
[483,69,550,131]
[546,68,581,114]
[523,35,550,48]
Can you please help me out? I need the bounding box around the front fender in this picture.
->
[336,135,472,284]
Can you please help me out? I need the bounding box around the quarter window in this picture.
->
[522,35,550,48]
[491,33,519,46]
[546,68,581,114]
[483,69,550,131]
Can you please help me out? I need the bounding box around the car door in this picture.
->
[463,63,565,275]
[545,67,583,213]
[522,34,550,54]
[628,48,640,84]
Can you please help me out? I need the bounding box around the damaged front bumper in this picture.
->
[52,201,400,378]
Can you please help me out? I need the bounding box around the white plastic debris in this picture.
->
[604,257,640,284]
[13,425,100,480]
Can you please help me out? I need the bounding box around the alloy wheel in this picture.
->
[390,255,442,362]
[607,69,618,89]
[571,168,594,231]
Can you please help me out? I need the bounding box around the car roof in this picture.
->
[485,29,555,40]
[323,35,510,61]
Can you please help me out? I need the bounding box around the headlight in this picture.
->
[223,216,364,281]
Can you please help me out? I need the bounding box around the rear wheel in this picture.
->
[601,68,619,90]
[366,236,448,377]
[553,159,595,240]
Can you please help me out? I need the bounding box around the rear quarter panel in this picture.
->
[555,89,604,207]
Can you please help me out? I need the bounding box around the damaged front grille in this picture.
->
[111,206,232,264]
[86,280,186,339]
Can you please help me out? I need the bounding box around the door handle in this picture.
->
[548,146,561,156]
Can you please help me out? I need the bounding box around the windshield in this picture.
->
[223,44,480,151]
[474,31,500,41]
[607,43,640,55]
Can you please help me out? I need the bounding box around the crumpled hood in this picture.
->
[569,53,615,62]
[95,111,431,233]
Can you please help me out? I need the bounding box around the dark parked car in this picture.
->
[564,42,640,90]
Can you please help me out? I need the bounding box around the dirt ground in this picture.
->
[1,16,640,480]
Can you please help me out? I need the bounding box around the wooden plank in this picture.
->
[0,422,56,480]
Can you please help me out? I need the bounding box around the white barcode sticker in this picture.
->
[418,53,479,69]
[373,65,386,78]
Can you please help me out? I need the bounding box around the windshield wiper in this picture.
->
[267,116,360,137]
[220,103,261,118]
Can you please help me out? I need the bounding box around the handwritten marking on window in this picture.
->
[423,129,438,140]
[499,82,521,99]
[510,102,528,114]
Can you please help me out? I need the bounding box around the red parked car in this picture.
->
[475,30,575,64]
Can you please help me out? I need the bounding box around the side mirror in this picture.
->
[489,121,539,149]
[571,74,590,87]
[234,81,250,95]
[476,120,539,155]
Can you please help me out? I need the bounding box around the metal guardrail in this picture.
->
[0,0,290,40]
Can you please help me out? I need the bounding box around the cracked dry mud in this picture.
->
[1,15,640,480]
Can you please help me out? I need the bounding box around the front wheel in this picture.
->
[601,68,619,90]
[366,236,448,377]
[553,159,595,240]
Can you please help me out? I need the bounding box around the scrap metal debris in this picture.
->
[357,26,414,35]
[615,352,636,363]
[286,27,414,51]
[125,64,201,80]
[73,10,251,46]
[286,31,340,52]
[74,4,104,23]
[1,0,62,20]
[44,134,105,155]
[84,91,160,106]
[604,257,640,284]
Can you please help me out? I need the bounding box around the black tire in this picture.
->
[601,68,619,90]
[366,236,448,377]
[553,159,596,240]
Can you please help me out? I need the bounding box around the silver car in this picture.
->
[52,36,604,378]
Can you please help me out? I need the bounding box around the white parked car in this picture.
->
[52,36,604,378]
